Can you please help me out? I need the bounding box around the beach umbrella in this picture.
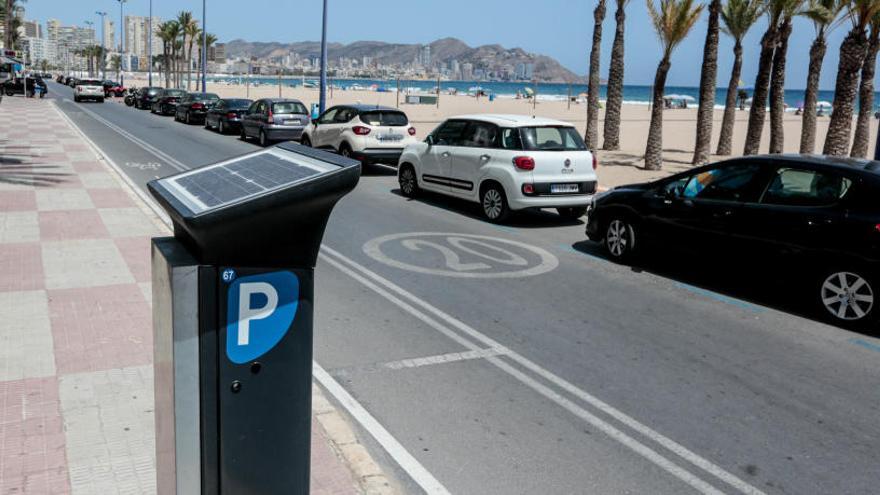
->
[679,95,696,102]
[817,101,832,108]
[663,93,682,99]
[523,87,535,96]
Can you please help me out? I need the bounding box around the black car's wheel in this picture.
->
[300,135,311,147]
[185,112,192,125]
[398,164,419,198]
[604,216,638,261]
[557,207,588,220]
[218,120,225,134]
[73,95,79,102]
[97,97,104,103]
[818,270,876,325]
[240,126,248,141]
[5,88,13,97]
[259,130,269,147]
[204,118,211,129]
[480,182,510,223]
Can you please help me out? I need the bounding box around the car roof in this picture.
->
[261,98,304,103]
[341,104,400,112]
[724,154,880,175]
[447,114,575,128]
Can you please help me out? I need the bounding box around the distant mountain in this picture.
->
[223,37,583,83]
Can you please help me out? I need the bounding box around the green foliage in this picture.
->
[646,0,705,57]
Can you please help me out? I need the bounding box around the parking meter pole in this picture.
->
[319,0,328,114]
[148,0,153,87]
[148,143,359,494]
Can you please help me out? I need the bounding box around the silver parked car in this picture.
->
[240,98,310,147]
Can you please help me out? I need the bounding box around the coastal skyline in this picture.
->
[21,0,877,90]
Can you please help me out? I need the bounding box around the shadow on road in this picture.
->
[570,240,877,335]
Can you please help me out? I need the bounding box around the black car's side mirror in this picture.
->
[425,135,434,146]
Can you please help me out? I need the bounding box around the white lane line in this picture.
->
[56,104,449,494]
[320,246,767,495]
[313,363,451,495]
[58,97,189,172]
[383,347,507,370]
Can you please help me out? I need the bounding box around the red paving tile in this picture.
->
[88,188,134,208]
[48,284,152,374]
[0,377,70,495]
[71,161,104,173]
[38,210,108,241]
[0,243,44,291]
[114,237,152,283]
[0,191,37,211]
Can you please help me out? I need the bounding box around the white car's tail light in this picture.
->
[592,153,598,170]
[408,127,416,136]
[353,126,371,136]
[512,156,535,171]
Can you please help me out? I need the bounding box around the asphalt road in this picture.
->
[47,81,880,495]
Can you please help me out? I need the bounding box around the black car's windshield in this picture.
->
[191,93,219,102]
[519,126,587,151]
[164,89,186,97]
[272,101,307,114]
[360,111,408,126]
[226,99,252,109]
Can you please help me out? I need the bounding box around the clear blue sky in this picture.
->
[23,0,866,90]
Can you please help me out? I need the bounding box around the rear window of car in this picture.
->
[272,101,307,114]
[165,90,186,97]
[519,126,587,151]
[227,99,252,109]
[360,111,408,126]
[79,80,102,86]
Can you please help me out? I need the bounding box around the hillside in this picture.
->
[224,37,583,83]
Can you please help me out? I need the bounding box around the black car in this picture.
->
[174,92,220,124]
[67,77,78,88]
[56,74,65,83]
[2,77,44,97]
[204,98,253,134]
[150,88,187,115]
[586,155,880,326]
[134,87,163,110]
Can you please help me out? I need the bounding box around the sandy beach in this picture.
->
[125,76,877,188]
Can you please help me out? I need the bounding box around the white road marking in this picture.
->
[313,363,451,495]
[383,347,508,370]
[321,245,767,495]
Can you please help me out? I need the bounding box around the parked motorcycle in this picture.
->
[124,87,138,107]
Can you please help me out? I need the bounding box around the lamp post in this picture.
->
[319,0,328,114]
[148,0,153,86]
[96,11,108,80]
[116,0,126,84]
[201,0,207,92]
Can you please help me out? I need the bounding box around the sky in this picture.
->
[23,0,868,90]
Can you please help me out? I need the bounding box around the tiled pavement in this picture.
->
[0,95,359,494]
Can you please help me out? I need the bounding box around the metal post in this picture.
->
[201,0,207,92]
[148,0,153,86]
[874,116,880,160]
[96,12,107,80]
[319,0,328,113]
[117,0,126,84]
[437,76,440,109]
[396,77,399,108]
[568,84,571,110]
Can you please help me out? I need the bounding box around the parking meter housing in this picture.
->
[148,143,359,494]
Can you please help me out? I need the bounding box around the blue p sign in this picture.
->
[226,271,299,364]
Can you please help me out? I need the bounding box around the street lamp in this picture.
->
[116,0,127,84]
[148,0,153,86]
[201,0,207,92]
[96,11,108,80]
[319,0,328,114]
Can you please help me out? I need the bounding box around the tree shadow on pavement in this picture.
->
[0,142,75,187]
[570,240,876,336]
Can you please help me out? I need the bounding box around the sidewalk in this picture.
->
[0,95,372,494]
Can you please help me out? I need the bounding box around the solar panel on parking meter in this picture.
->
[148,143,359,494]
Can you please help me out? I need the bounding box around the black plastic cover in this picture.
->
[148,142,360,268]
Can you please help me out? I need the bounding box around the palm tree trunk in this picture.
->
[692,0,721,165]
[743,25,778,155]
[823,28,869,156]
[799,35,827,154]
[645,57,671,171]
[850,33,880,157]
[187,42,194,91]
[586,0,606,149]
[4,0,13,50]
[602,1,626,151]
[769,17,792,154]
[716,41,743,155]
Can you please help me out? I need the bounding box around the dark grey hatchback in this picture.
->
[240,98,310,147]
[586,155,880,327]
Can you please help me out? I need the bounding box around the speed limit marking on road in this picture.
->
[363,232,559,278]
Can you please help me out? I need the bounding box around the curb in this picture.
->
[52,98,398,495]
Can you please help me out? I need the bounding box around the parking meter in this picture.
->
[148,142,359,494]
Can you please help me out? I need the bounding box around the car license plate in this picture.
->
[551,184,580,194]
[378,134,403,142]
[284,119,301,125]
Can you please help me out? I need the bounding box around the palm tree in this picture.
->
[768,0,803,154]
[743,2,785,155]
[851,13,880,156]
[110,54,122,80]
[156,21,177,88]
[586,0,607,149]
[799,0,847,153]
[692,0,723,165]
[716,0,765,155]
[184,20,201,90]
[197,32,217,90]
[603,0,631,151]
[823,0,880,155]
[163,20,182,88]
[2,0,26,50]
[645,0,705,170]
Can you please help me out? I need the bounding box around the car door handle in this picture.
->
[713,209,734,218]
[480,154,491,161]
[441,152,451,157]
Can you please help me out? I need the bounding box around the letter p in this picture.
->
[237,282,278,346]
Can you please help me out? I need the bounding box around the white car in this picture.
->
[73,79,105,103]
[397,114,598,222]
[301,105,418,165]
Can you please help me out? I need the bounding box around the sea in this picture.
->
[208,76,870,110]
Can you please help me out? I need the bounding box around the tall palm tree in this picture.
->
[824,0,880,154]
[850,13,880,156]
[586,0,607,149]
[110,54,122,79]
[603,0,631,150]
[175,11,196,89]
[768,0,803,154]
[716,0,765,155]
[799,0,847,153]
[157,21,178,88]
[645,0,705,170]
[184,20,201,90]
[692,0,723,165]
[743,2,785,155]
[197,32,217,89]
[164,20,182,88]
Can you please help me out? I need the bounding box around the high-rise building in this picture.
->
[461,62,474,81]
[421,45,431,67]
[22,37,56,64]
[209,43,226,63]
[102,18,115,51]
[123,15,161,70]
[23,20,42,39]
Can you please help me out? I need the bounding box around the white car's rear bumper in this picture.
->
[508,193,594,211]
